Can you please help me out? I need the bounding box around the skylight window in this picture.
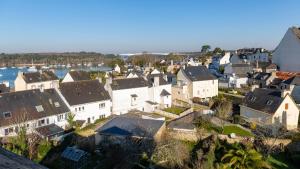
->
[36,105,44,112]
[250,96,256,102]
[3,112,11,118]
[54,102,60,107]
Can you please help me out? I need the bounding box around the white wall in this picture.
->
[148,84,172,108]
[70,100,112,124]
[62,73,74,83]
[192,80,218,98]
[0,112,68,137]
[273,28,300,72]
[111,87,149,115]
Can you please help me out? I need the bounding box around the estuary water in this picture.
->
[0,66,112,88]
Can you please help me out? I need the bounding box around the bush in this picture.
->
[36,140,52,162]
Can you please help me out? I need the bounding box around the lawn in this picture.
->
[222,125,253,137]
[163,106,187,115]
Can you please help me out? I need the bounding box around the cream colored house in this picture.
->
[14,71,59,92]
[240,88,299,130]
[177,66,218,100]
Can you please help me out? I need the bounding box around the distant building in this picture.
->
[14,71,59,92]
[0,89,70,138]
[0,82,10,93]
[211,52,231,69]
[224,63,253,88]
[177,66,218,99]
[61,147,90,169]
[248,72,276,88]
[58,80,111,126]
[240,88,299,130]
[0,147,48,169]
[280,76,300,105]
[114,64,121,74]
[95,115,165,145]
[62,70,91,83]
[231,48,269,64]
[273,27,300,72]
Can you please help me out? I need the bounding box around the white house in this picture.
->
[106,77,149,115]
[58,80,112,126]
[14,71,59,92]
[280,76,300,105]
[212,52,231,69]
[273,27,300,72]
[240,88,299,130]
[231,48,269,64]
[177,66,218,99]
[0,89,70,138]
[62,70,91,83]
[224,63,253,88]
[146,72,172,111]
[114,64,121,74]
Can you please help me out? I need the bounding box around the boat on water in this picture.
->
[0,74,2,77]
[28,66,37,72]
[0,67,7,70]
[41,66,50,70]
[11,66,16,68]
[18,66,26,69]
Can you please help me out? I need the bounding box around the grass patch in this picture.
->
[75,118,108,137]
[223,125,253,137]
[163,106,187,115]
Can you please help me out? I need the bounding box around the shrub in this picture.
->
[36,140,52,162]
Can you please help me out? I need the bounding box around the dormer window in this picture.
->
[36,105,44,112]
[250,96,256,102]
[3,112,11,118]
[131,94,138,106]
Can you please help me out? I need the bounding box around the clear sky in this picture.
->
[0,0,300,54]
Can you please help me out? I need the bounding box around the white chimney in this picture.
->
[154,76,159,87]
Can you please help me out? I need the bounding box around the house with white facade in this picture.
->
[240,88,299,130]
[146,71,172,111]
[177,66,218,100]
[106,77,149,115]
[211,52,231,69]
[280,76,300,105]
[62,70,91,83]
[224,63,253,88]
[273,27,300,72]
[58,80,111,126]
[231,48,269,64]
[114,64,121,74]
[14,71,59,92]
[0,89,70,138]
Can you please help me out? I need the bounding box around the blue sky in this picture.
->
[0,0,300,53]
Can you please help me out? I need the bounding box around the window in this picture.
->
[35,105,44,112]
[267,100,273,105]
[26,124,30,128]
[3,112,11,119]
[54,102,60,107]
[46,118,49,124]
[82,106,84,111]
[79,107,81,111]
[99,115,105,119]
[38,119,45,126]
[57,114,64,122]
[99,103,105,109]
[75,108,77,112]
[31,85,36,89]
[15,126,19,133]
[285,103,289,110]
[250,96,256,102]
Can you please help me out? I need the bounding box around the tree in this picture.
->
[221,146,271,169]
[201,45,211,53]
[215,101,232,120]
[213,47,223,55]
[66,112,76,129]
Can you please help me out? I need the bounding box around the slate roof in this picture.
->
[160,89,171,96]
[250,72,271,81]
[0,89,69,128]
[147,74,168,86]
[59,80,110,106]
[97,115,165,138]
[22,71,58,83]
[61,147,89,162]
[68,71,91,81]
[0,84,9,93]
[183,66,217,81]
[282,76,300,85]
[243,88,283,114]
[110,77,148,90]
[35,124,64,137]
[0,147,48,169]
[231,64,253,77]
[168,112,201,130]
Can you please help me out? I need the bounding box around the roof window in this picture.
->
[3,112,11,118]
[36,105,44,112]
